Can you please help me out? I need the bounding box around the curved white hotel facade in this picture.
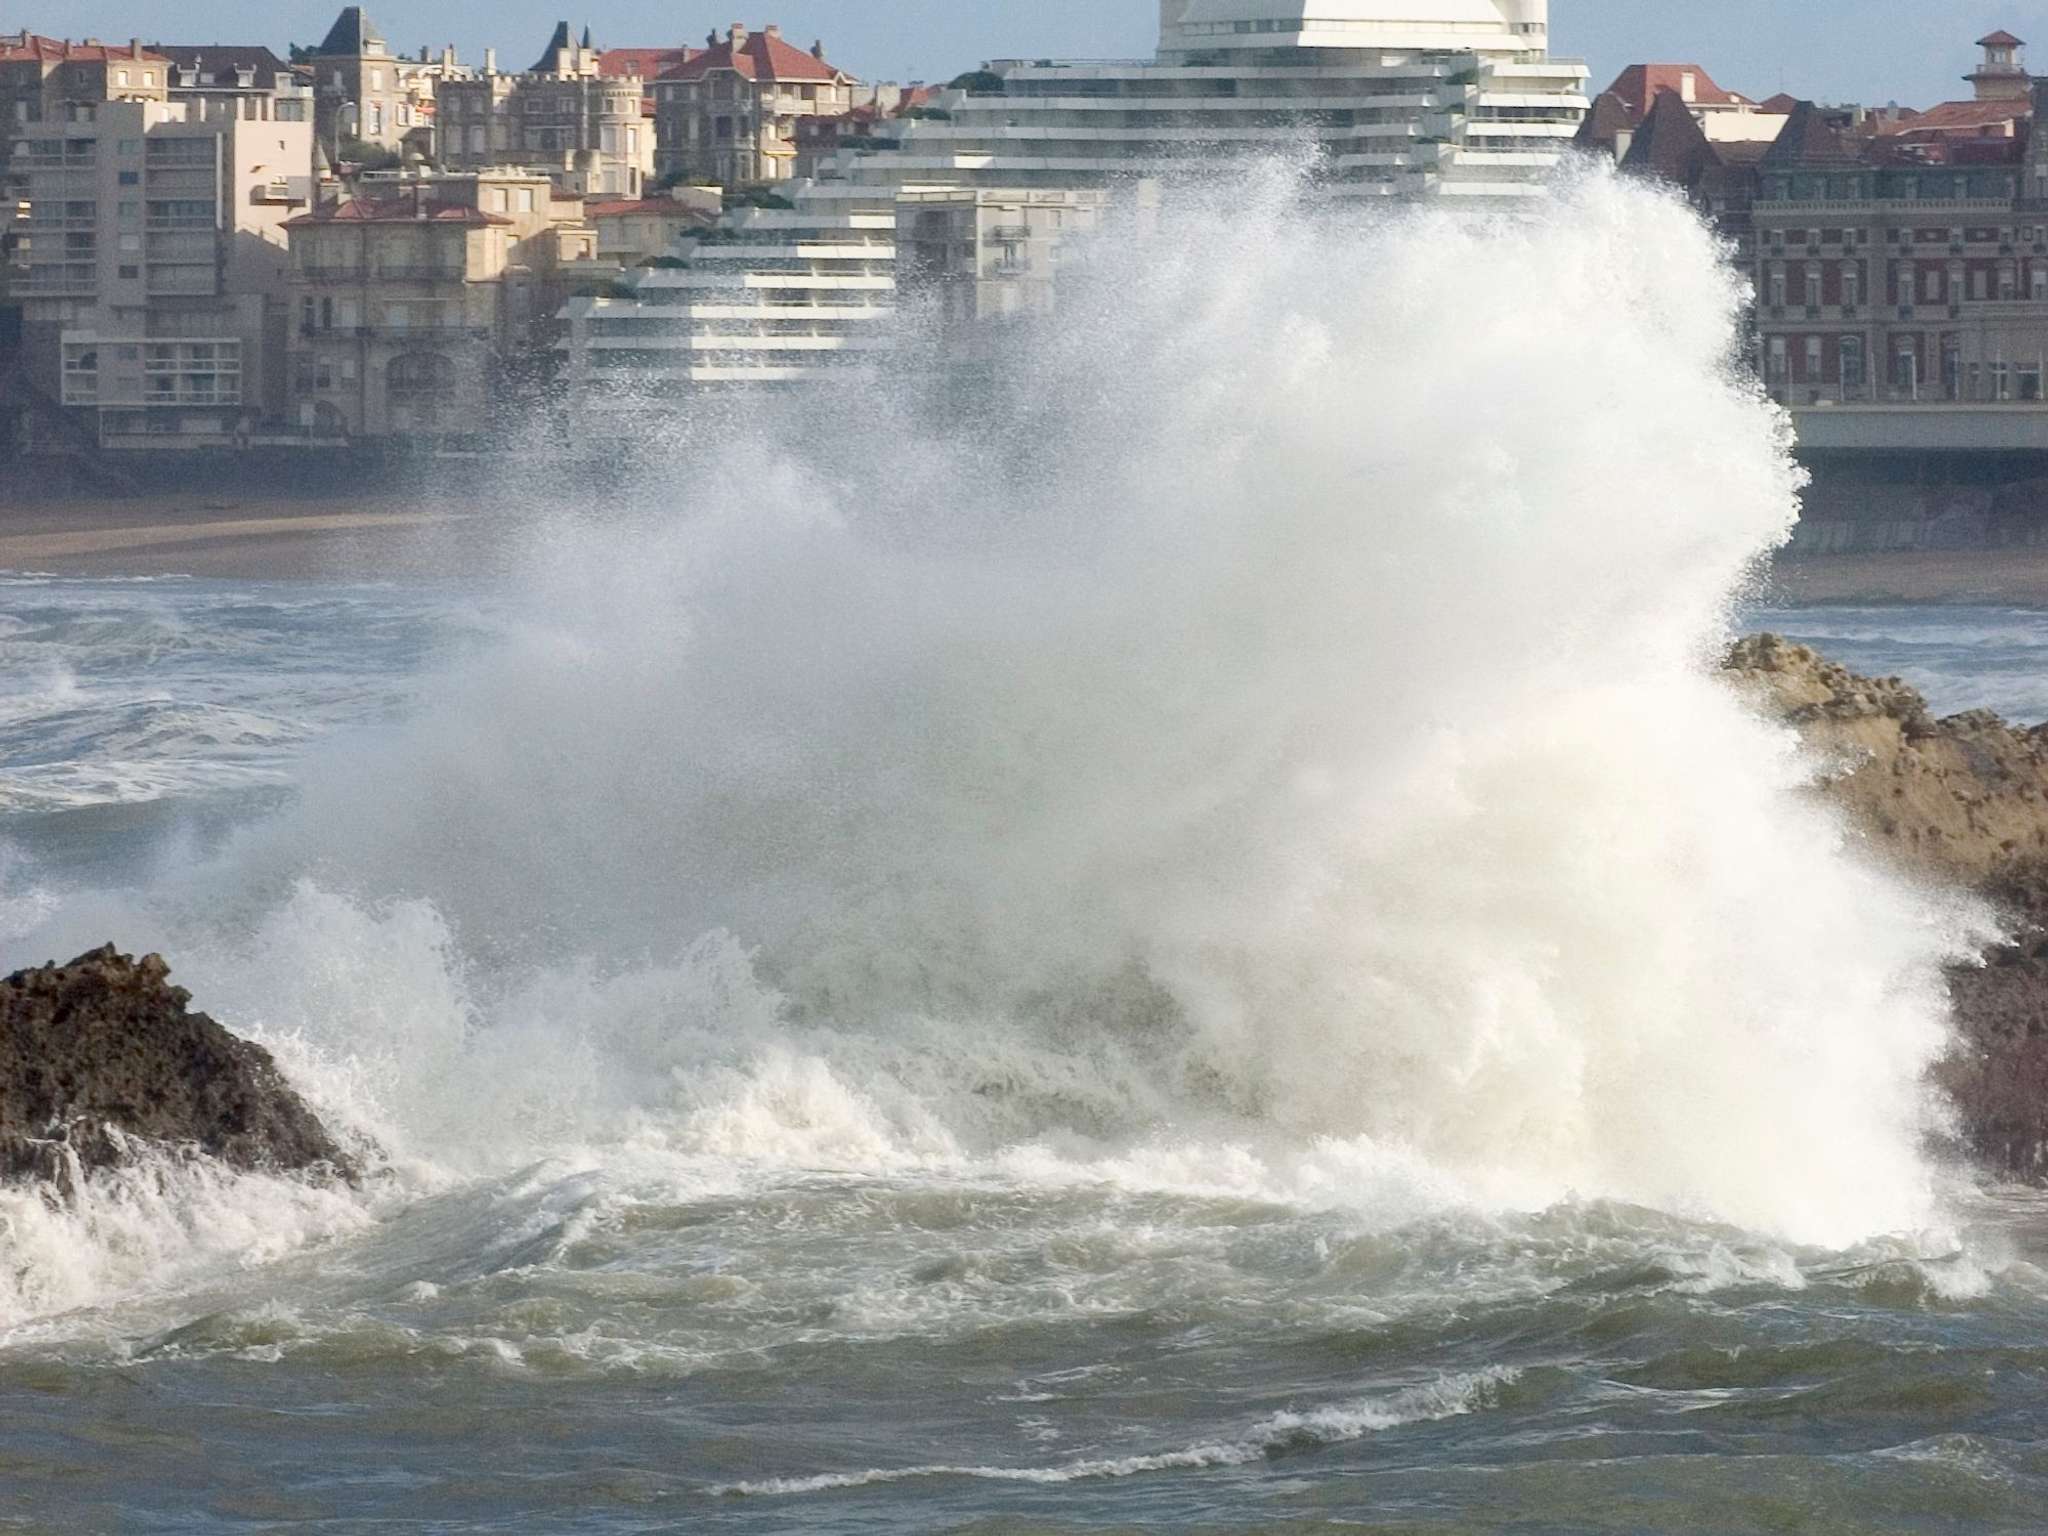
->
[561,1,1587,397]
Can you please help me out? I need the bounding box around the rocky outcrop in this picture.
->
[0,947,353,1190]
[1726,636,2048,1177]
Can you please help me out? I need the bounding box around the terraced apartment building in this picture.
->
[559,0,1589,403]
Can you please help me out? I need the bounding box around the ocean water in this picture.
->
[6,172,2048,1533]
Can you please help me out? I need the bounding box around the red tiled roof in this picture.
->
[0,35,169,64]
[1600,63,1752,124]
[1979,30,2026,48]
[284,197,510,228]
[1878,98,2031,137]
[599,46,698,79]
[663,26,845,84]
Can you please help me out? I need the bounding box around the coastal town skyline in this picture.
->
[30,0,2038,109]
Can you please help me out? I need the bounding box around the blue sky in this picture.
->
[38,1,2046,109]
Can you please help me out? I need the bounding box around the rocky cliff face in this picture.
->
[1727,635,2048,1177]
[0,947,353,1190]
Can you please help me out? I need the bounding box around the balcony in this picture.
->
[375,265,467,281]
[299,264,368,282]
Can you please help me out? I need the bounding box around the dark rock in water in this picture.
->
[0,946,353,1189]
[1726,637,2048,1181]
[1936,877,2048,1182]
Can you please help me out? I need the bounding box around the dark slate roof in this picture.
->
[531,21,573,72]
[314,7,382,57]
[1619,87,1717,183]
[1760,100,1861,169]
[1574,88,1634,149]
[151,44,294,83]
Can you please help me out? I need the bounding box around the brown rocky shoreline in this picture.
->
[0,947,354,1193]
[1727,635,2048,1178]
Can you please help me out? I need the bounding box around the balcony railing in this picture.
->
[375,265,467,281]
[299,264,368,282]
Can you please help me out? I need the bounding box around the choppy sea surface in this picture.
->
[0,574,2044,1532]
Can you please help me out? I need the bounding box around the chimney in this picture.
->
[484,47,497,74]
[130,38,142,58]
[764,24,780,40]
[812,40,824,60]
[730,23,748,48]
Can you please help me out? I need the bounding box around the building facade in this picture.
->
[12,89,312,447]
[156,46,312,126]
[283,167,593,440]
[307,7,449,159]
[651,24,855,186]
[436,25,652,198]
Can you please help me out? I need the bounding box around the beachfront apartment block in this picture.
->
[282,166,594,441]
[435,25,653,199]
[559,0,1589,404]
[10,83,312,449]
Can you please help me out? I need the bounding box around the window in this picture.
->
[1922,268,1941,302]
[117,264,139,279]
[1973,268,1990,300]
[1893,338,1917,392]
[1839,335,1865,389]
[118,170,139,185]
[1842,265,1861,308]
[1766,336,1788,381]
[116,138,140,155]
[1767,267,1786,307]
[517,188,534,213]
[1804,269,1822,309]
[117,69,130,86]
[1804,336,1823,381]
[1994,362,2012,400]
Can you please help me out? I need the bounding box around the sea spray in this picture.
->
[4,167,1975,1330]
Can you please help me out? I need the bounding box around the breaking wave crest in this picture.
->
[3,165,1984,1335]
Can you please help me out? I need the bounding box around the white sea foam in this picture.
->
[1,166,1989,1329]
[713,1367,1516,1495]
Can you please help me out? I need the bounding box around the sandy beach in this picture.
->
[7,492,2048,601]
[0,494,488,581]
[1765,550,2048,606]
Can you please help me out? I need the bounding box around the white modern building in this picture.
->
[560,0,1586,401]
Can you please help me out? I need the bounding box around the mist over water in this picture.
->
[7,167,2040,1529]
